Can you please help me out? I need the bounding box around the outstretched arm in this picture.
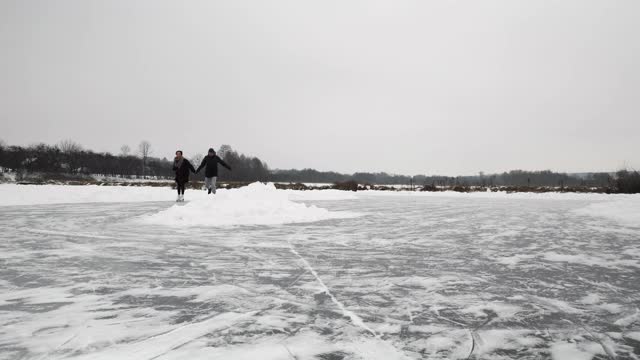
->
[188,160,197,173]
[195,158,206,173]
[218,158,231,171]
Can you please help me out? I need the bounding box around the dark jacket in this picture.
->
[173,158,196,183]
[196,155,231,178]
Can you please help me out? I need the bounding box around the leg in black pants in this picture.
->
[176,181,185,196]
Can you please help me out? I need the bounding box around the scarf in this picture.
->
[174,157,184,170]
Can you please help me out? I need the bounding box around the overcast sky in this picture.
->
[1,0,638,175]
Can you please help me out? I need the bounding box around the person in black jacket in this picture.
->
[172,150,196,202]
[196,148,231,194]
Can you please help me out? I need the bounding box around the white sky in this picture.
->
[1,0,638,175]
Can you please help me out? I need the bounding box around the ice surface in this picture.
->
[358,188,627,200]
[1,187,640,359]
[285,189,358,201]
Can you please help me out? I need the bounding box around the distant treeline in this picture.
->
[0,141,268,182]
[0,140,638,193]
[272,168,639,193]
[271,168,614,188]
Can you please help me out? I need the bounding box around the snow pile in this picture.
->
[141,182,359,227]
[574,195,640,227]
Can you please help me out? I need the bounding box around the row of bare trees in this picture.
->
[0,139,169,179]
[0,140,270,182]
[269,168,617,188]
[0,138,636,192]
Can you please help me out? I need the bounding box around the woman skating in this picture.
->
[172,150,196,202]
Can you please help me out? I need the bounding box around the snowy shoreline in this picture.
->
[0,183,638,207]
[1,182,638,228]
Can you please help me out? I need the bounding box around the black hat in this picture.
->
[208,148,215,153]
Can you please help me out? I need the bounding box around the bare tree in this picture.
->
[0,139,5,173]
[218,144,233,159]
[191,153,204,169]
[120,145,131,156]
[138,141,152,177]
[58,139,83,153]
[58,139,83,173]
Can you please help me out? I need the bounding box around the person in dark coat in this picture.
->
[196,148,231,194]
[172,150,196,202]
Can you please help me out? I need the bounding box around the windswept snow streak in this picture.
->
[70,312,255,360]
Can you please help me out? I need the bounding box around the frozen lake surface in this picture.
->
[0,185,639,359]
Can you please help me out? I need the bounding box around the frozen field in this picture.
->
[0,184,639,359]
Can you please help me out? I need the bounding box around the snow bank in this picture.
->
[357,189,629,201]
[574,196,640,227]
[0,183,357,206]
[0,184,174,206]
[141,182,359,227]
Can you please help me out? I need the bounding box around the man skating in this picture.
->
[196,148,231,194]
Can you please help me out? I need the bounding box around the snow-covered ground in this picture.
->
[91,175,171,183]
[0,183,357,207]
[0,184,639,359]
